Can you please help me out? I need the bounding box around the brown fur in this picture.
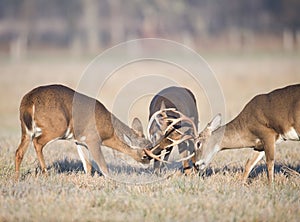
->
[148,86,198,173]
[15,84,151,179]
[195,84,300,183]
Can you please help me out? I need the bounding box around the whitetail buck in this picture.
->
[145,86,199,174]
[194,84,300,183]
[15,84,152,179]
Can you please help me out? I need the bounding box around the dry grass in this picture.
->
[1,137,299,222]
[0,51,300,221]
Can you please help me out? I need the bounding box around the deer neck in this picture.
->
[101,116,148,163]
[111,116,143,145]
[216,118,254,150]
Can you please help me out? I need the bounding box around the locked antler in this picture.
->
[144,108,198,163]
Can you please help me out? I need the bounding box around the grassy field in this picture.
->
[0,51,300,221]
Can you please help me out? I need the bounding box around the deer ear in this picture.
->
[131,117,144,137]
[208,114,222,131]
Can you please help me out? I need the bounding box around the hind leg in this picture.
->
[32,133,58,174]
[32,138,47,174]
[15,133,31,180]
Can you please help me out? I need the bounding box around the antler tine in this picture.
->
[143,133,193,163]
[176,152,195,162]
[147,108,177,142]
[172,110,198,135]
[143,148,170,163]
[145,108,198,163]
[143,147,195,163]
[173,128,185,135]
[165,135,193,149]
[163,110,198,138]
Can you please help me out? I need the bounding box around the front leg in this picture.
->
[255,134,276,184]
[242,150,265,183]
[76,144,93,175]
[178,141,194,175]
[85,138,108,176]
[262,135,276,184]
[152,146,163,174]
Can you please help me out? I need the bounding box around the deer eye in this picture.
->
[196,141,202,150]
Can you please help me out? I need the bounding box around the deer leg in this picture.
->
[154,147,173,174]
[242,150,265,183]
[76,145,93,175]
[162,147,171,161]
[153,147,163,173]
[85,139,108,176]
[15,133,31,180]
[153,146,172,174]
[181,140,195,175]
[154,160,161,174]
[161,147,172,170]
[32,138,48,174]
[179,144,189,174]
[261,135,276,184]
[178,142,193,175]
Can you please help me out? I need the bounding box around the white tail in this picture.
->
[15,84,152,179]
[146,86,199,174]
[194,84,300,183]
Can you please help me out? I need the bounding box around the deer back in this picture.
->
[148,86,198,144]
[149,86,198,124]
[20,84,149,147]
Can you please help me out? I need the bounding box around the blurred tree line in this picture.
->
[0,0,299,58]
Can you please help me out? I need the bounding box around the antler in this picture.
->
[145,108,198,163]
[163,109,198,138]
[143,147,170,163]
[147,108,177,142]
[144,147,195,163]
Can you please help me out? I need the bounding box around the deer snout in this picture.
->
[139,149,151,164]
[194,160,206,171]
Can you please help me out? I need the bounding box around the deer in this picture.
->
[145,86,199,174]
[194,84,300,184]
[15,84,153,180]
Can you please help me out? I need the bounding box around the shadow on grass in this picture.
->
[49,158,300,181]
[248,163,300,179]
[201,163,300,180]
[51,158,182,176]
[51,159,85,174]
